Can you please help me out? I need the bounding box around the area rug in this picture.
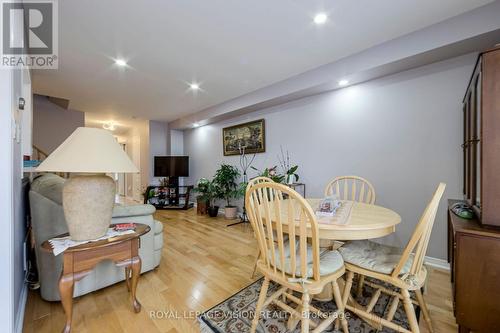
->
[198,277,419,333]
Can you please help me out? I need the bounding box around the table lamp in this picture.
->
[36,127,139,241]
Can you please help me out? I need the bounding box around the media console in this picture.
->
[144,184,194,210]
[150,155,193,209]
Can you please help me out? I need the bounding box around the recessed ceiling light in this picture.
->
[115,59,127,67]
[189,83,200,90]
[313,13,328,25]
[193,123,200,128]
[338,79,349,86]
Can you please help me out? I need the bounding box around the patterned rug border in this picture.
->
[198,278,264,333]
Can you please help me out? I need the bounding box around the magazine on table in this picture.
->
[315,196,342,217]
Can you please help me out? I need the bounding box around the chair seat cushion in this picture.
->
[268,241,344,278]
[338,240,413,275]
[317,250,344,276]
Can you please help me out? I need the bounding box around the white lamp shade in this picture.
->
[36,127,139,173]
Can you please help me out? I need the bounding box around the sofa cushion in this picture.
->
[154,233,163,251]
[112,204,156,218]
[154,220,163,234]
[30,174,65,205]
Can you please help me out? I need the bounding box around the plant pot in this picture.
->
[196,198,209,215]
[224,206,238,220]
[287,174,296,184]
[207,206,219,217]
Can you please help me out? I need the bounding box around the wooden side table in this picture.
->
[42,224,151,333]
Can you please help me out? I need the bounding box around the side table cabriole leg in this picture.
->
[130,256,142,313]
[125,266,131,291]
[59,273,75,333]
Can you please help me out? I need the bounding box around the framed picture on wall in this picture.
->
[222,119,265,156]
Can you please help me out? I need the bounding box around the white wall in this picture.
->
[183,53,477,260]
[0,64,15,333]
[0,67,31,333]
[122,121,150,201]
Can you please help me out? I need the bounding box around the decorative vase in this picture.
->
[63,174,115,241]
[207,206,220,217]
[287,174,296,184]
[224,206,238,219]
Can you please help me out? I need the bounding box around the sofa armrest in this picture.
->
[112,204,156,218]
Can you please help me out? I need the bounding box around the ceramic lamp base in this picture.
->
[62,174,116,241]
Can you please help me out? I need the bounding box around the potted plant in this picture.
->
[205,180,222,217]
[285,165,299,184]
[193,178,210,215]
[250,165,285,183]
[278,147,299,184]
[213,164,242,219]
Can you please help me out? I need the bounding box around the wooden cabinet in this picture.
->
[462,46,500,227]
[448,200,500,333]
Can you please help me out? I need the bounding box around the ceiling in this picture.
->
[32,0,494,123]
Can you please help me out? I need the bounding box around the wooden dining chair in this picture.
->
[247,176,275,278]
[324,176,376,204]
[324,175,376,296]
[338,183,446,333]
[246,182,349,333]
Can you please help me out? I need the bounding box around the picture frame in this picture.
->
[222,119,265,156]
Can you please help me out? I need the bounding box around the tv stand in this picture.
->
[144,183,194,210]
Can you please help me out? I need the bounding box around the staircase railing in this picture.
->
[32,145,69,178]
[32,145,48,161]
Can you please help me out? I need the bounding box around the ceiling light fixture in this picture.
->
[313,13,328,25]
[338,79,349,86]
[115,59,127,67]
[102,122,116,131]
[189,83,200,90]
[193,123,200,128]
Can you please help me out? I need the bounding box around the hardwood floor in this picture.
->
[23,209,458,332]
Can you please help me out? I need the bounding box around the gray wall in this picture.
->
[149,120,169,184]
[33,95,84,154]
[171,130,184,155]
[183,53,477,260]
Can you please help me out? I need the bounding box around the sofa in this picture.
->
[29,173,163,301]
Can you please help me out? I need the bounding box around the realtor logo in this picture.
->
[1,0,58,69]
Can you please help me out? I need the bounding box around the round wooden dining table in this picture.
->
[303,198,401,240]
[271,198,401,241]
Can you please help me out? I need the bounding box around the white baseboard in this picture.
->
[15,283,28,333]
[424,256,450,271]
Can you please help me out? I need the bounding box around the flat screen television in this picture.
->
[154,156,189,177]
